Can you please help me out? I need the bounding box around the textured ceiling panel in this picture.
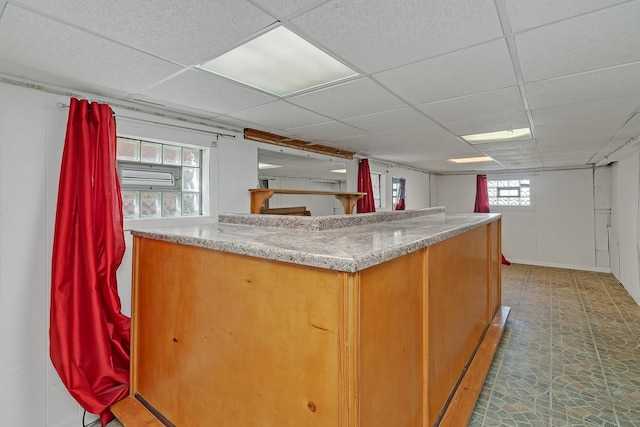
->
[418,86,524,124]
[504,0,629,32]
[141,69,275,115]
[0,58,131,100]
[249,0,324,18]
[290,0,503,73]
[375,125,457,144]
[331,134,393,152]
[477,139,539,153]
[286,120,366,141]
[14,0,276,65]
[343,108,434,134]
[444,111,530,136]
[228,101,330,130]
[375,39,517,105]
[0,0,637,174]
[0,5,183,94]
[536,117,622,142]
[532,95,640,126]
[287,78,404,119]
[516,2,640,82]
[525,62,640,109]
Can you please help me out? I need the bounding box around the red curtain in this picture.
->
[474,174,490,214]
[395,177,406,210]
[357,158,376,213]
[474,174,511,265]
[50,98,130,426]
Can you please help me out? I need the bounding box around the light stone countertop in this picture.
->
[131,208,500,273]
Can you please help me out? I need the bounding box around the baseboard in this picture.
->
[52,413,98,427]
[507,259,611,273]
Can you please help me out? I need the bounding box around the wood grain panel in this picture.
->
[427,226,489,424]
[358,250,424,427]
[132,237,342,427]
[489,220,502,317]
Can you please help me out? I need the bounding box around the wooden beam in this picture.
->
[244,128,356,160]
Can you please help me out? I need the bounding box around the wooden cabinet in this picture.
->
[117,219,503,426]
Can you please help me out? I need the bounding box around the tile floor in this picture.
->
[103,264,640,427]
[469,264,640,427]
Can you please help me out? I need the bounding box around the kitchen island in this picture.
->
[113,207,507,427]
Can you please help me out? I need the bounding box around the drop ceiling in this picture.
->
[1,0,639,173]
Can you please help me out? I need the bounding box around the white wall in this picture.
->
[435,169,600,271]
[0,83,84,427]
[217,137,258,214]
[0,81,248,426]
[610,154,640,304]
[368,160,432,210]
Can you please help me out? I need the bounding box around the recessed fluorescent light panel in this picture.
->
[258,163,283,169]
[462,128,531,144]
[330,168,347,173]
[448,156,494,164]
[198,26,358,96]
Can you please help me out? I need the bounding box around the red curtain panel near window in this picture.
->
[474,174,511,265]
[50,98,130,426]
[395,177,406,210]
[357,158,376,213]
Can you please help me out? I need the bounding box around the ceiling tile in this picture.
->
[249,0,322,18]
[0,5,183,94]
[375,125,456,144]
[504,0,629,32]
[291,0,503,73]
[444,111,530,136]
[516,2,640,82]
[0,59,132,100]
[418,86,525,124]
[228,101,330,129]
[286,120,366,141]
[525,62,640,109]
[615,112,640,139]
[536,117,621,142]
[532,95,640,126]
[141,69,276,115]
[287,78,405,119]
[330,134,392,153]
[342,107,434,133]
[14,0,276,65]
[478,139,539,153]
[375,39,517,105]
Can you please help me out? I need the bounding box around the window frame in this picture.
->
[486,175,535,211]
[116,135,210,225]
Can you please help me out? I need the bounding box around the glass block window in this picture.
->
[117,137,202,219]
[488,179,531,207]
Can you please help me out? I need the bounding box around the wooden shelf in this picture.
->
[249,188,366,215]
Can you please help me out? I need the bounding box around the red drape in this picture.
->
[357,158,376,213]
[50,98,130,426]
[395,177,406,210]
[474,174,511,266]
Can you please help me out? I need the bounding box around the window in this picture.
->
[392,177,400,207]
[370,172,382,208]
[117,137,203,219]
[487,178,531,207]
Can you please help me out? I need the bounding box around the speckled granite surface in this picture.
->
[131,209,500,272]
[218,206,445,230]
